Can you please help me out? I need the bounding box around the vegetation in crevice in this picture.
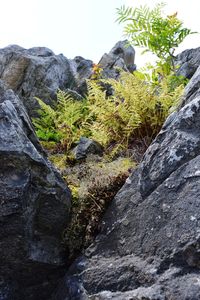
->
[32,68,184,259]
[86,71,183,151]
[34,67,183,258]
[61,157,134,258]
[31,2,194,259]
[33,70,184,159]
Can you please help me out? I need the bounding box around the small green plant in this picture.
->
[135,62,189,89]
[117,3,196,73]
[32,98,61,142]
[33,90,89,152]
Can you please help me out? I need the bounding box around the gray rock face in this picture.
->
[69,56,93,96]
[0,81,71,299]
[54,55,200,299]
[175,47,200,79]
[73,137,104,160]
[0,42,137,119]
[0,45,92,117]
[181,65,200,106]
[99,40,136,79]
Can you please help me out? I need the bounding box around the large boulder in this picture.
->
[0,81,71,300]
[0,45,93,117]
[53,58,200,299]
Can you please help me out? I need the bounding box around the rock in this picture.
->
[0,81,71,299]
[54,54,200,299]
[181,65,200,106]
[73,137,104,160]
[175,47,200,79]
[69,56,94,96]
[0,45,93,117]
[98,40,136,79]
[0,42,137,118]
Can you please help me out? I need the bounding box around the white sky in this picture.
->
[0,0,199,67]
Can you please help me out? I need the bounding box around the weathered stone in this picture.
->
[0,45,93,117]
[3,42,200,299]
[0,81,71,299]
[0,45,75,116]
[0,42,137,119]
[98,40,136,79]
[73,137,104,160]
[69,56,93,96]
[175,47,200,79]
[181,65,200,106]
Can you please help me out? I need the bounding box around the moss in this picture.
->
[49,154,67,171]
[40,140,57,152]
[62,156,135,259]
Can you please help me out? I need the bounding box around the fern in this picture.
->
[86,71,184,154]
[33,91,89,151]
[33,97,61,142]
[33,73,184,157]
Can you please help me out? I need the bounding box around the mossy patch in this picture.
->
[62,155,134,258]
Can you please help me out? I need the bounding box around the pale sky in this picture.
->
[0,0,199,67]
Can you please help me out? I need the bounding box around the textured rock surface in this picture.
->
[69,56,93,96]
[181,65,200,106]
[0,81,71,300]
[53,56,200,299]
[0,45,92,117]
[0,43,137,118]
[73,137,104,160]
[99,40,136,79]
[176,47,200,79]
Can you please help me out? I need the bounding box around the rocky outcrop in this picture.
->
[0,81,71,300]
[0,45,75,116]
[53,54,200,299]
[0,43,137,118]
[175,47,200,79]
[0,41,137,299]
[0,45,93,117]
[1,43,200,299]
[99,40,136,79]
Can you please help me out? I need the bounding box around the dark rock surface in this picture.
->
[53,53,200,299]
[98,40,136,79]
[0,81,71,299]
[175,47,200,79]
[73,137,104,160]
[0,45,75,116]
[69,56,94,96]
[0,45,93,117]
[181,65,200,106]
